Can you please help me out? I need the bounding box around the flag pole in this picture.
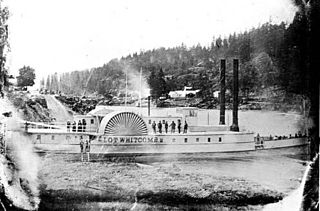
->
[125,67,127,107]
[140,67,142,112]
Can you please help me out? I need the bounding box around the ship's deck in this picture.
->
[26,128,253,136]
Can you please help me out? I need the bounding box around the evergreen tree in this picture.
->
[40,78,45,89]
[277,0,319,159]
[148,68,167,99]
[45,75,51,91]
[239,62,258,97]
[50,72,59,93]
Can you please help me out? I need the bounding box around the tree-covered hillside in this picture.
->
[44,7,314,107]
[45,21,286,99]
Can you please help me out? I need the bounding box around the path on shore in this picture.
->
[43,95,73,122]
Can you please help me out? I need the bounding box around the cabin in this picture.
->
[168,86,200,99]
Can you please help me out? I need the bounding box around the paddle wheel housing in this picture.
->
[98,111,148,135]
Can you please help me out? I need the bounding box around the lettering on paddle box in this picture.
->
[98,136,164,144]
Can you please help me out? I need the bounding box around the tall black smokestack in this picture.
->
[219,59,226,125]
[230,59,239,132]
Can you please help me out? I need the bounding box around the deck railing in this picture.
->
[254,134,307,144]
[21,121,98,133]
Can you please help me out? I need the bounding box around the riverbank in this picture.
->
[52,85,308,115]
[6,91,52,122]
[37,150,308,210]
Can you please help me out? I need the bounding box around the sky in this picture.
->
[4,0,298,85]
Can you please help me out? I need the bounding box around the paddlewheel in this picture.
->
[100,111,148,136]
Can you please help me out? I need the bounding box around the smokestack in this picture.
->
[148,96,151,116]
[219,59,226,125]
[230,59,239,132]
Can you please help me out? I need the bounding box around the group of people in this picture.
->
[151,119,188,134]
[256,131,307,142]
[67,119,87,132]
[274,131,307,140]
[79,135,91,162]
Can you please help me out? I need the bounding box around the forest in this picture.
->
[43,5,314,108]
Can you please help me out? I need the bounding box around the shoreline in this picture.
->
[37,152,306,210]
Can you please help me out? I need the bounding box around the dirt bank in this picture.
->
[6,91,52,122]
[5,92,74,123]
[43,95,73,122]
[38,154,284,210]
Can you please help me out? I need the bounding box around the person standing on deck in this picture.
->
[72,121,76,132]
[24,121,29,132]
[67,120,71,132]
[164,121,168,133]
[177,120,181,134]
[170,121,176,133]
[158,121,162,134]
[183,121,188,133]
[78,120,82,132]
[85,139,91,162]
[256,133,262,145]
[82,119,87,132]
[152,121,156,133]
[80,136,84,162]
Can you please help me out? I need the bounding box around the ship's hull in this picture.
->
[27,131,256,154]
[256,137,309,150]
[7,129,309,155]
[32,141,256,154]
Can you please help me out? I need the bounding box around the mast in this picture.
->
[148,96,151,116]
[125,67,128,107]
[140,67,142,111]
[82,68,94,97]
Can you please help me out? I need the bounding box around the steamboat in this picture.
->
[1,59,309,155]
[22,107,256,154]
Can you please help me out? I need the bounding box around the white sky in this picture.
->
[4,0,297,84]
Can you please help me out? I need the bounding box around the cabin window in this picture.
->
[184,138,188,143]
[219,137,222,142]
[208,138,211,142]
[66,135,71,140]
[196,138,199,142]
[36,135,41,140]
[189,110,197,117]
[51,135,55,140]
[149,119,151,124]
[172,138,176,142]
[91,119,94,124]
[160,138,163,143]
